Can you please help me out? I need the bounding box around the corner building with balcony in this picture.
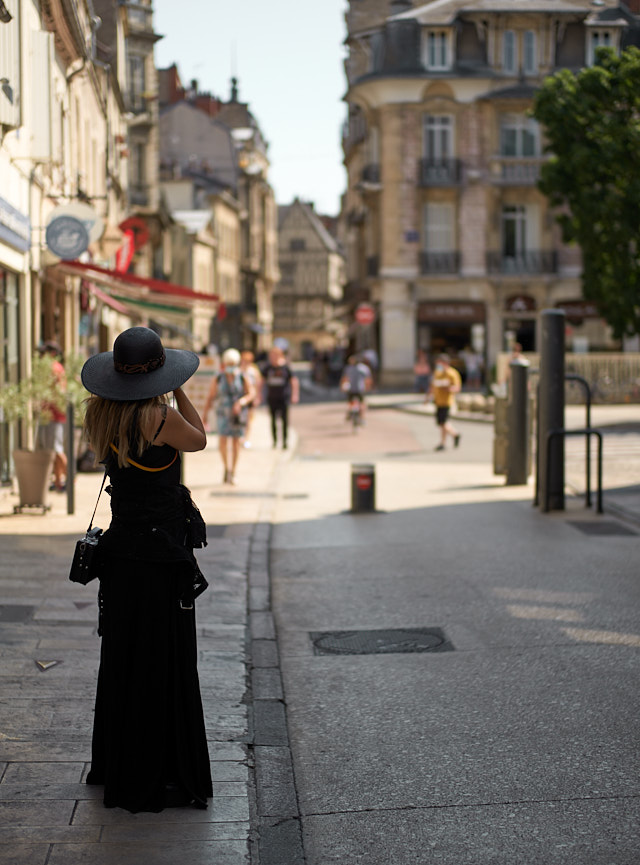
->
[342,0,640,386]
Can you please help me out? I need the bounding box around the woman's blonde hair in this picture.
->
[222,348,241,367]
[84,394,166,468]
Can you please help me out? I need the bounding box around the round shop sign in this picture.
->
[45,216,90,260]
[47,202,104,243]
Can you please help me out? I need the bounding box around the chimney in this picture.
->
[626,0,640,13]
[390,0,413,13]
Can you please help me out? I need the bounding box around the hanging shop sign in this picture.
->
[45,203,104,259]
[0,196,31,253]
[118,216,149,250]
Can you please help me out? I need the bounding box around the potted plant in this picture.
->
[0,353,68,513]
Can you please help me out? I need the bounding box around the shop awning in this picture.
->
[56,260,218,309]
[90,284,132,316]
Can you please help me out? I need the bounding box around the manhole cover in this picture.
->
[568,520,637,536]
[310,628,454,656]
[0,605,35,623]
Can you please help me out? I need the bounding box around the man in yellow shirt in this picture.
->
[429,353,462,451]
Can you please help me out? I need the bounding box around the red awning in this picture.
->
[57,260,218,308]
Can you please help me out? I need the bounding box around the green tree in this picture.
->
[532,46,640,339]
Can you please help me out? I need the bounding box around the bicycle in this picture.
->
[346,396,363,433]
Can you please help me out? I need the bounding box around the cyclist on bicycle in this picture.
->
[340,354,373,423]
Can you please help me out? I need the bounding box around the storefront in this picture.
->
[0,195,31,483]
[503,294,537,352]
[417,300,486,361]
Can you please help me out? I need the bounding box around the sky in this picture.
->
[153,0,349,216]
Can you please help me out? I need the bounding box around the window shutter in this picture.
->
[0,1,20,129]
[30,30,52,159]
[423,202,454,252]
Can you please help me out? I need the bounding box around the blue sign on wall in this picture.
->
[45,216,89,260]
[0,196,31,253]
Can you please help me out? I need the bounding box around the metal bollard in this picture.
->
[538,310,565,510]
[506,358,530,485]
[66,402,75,515]
[351,463,375,513]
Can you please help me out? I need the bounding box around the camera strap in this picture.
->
[88,468,108,532]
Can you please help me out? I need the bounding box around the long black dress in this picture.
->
[86,436,212,813]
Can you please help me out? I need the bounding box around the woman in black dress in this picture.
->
[81,326,212,813]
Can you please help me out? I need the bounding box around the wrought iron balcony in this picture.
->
[489,157,545,185]
[361,164,381,185]
[419,251,461,275]
[418,158,462,186]
[486,250,558,274]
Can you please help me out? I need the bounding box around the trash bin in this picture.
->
[351,463,375,513]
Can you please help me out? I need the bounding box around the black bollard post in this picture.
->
[506,358,530,485]
[351,464,375,513]
[538,310,565,511]
[66,402,75,515]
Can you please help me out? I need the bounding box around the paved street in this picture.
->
[269,399,640,864]
[0,398,639,864]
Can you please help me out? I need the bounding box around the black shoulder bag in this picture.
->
[68,468,108,585]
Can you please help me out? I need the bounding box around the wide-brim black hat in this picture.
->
[81,326,199,401]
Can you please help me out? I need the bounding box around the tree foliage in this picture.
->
[532,47,640,338]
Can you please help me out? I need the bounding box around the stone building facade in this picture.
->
[341,0,640,386]
[275,199,346,359]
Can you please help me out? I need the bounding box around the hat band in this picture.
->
[114,350,166,375]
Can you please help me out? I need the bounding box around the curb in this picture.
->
[246,441,305,865]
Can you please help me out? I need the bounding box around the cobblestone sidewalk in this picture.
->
[0,411,285,865]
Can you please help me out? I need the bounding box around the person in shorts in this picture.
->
[340,354,372,422]
[428,354,461,451]
[202,348,255,484]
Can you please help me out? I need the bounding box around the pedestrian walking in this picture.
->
[37,340,68,492]
[202,348,255,484]
[460,345,483,390]
[428,353,462,451]
[413,349,432,397]
[80,326,212,813]
[240,350,262,448]
[340,354,373,424]
[262,346,299,449]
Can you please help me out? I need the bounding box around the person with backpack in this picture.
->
[202,348,255,484]
[262,346,299,449]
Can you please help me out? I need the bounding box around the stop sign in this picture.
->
[355,303,375,326]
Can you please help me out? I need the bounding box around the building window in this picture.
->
[290,238,306,252]
[423,115,453,162]
[500,115,539,157]
[502,206,527,260]
[588,30,613,65]
[502,30,517,74]
[523,30,537,75]
[132,142,146,184]
[425,30,449,70]
[128,54,146,111]
[423,202,455,252]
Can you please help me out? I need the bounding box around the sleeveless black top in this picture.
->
[96,408,207,595]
